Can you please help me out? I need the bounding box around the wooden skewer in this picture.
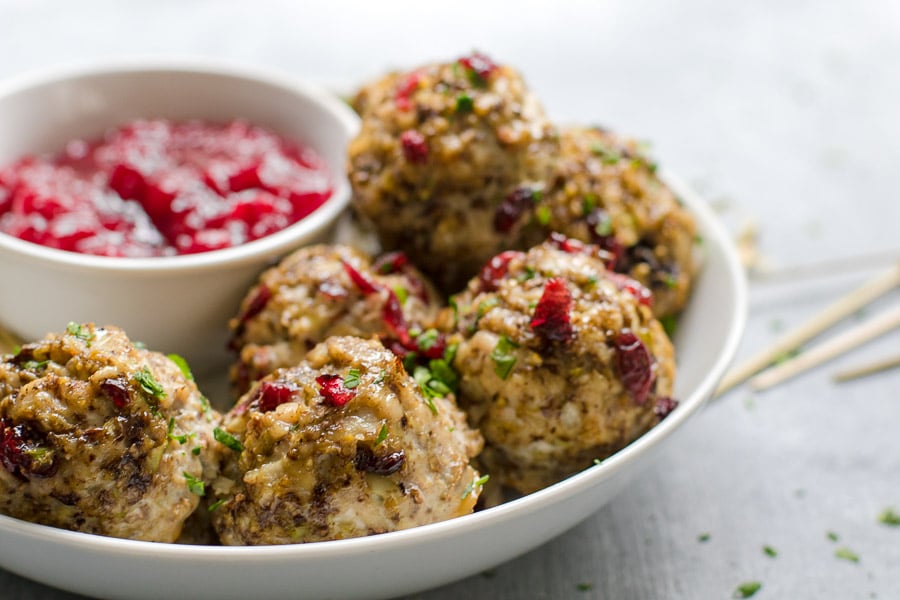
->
[833,352,900,382]
[750,303,900,391]
[715,262,900,396]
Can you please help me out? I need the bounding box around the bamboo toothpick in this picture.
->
[750,303,900,391]
[833,353,900,382]
[715,262,900,396]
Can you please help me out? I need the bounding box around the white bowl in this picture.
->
[0,61,359,376]
[0,172,747,600]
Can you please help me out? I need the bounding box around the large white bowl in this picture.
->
[0,172,747,600]
[0,61,359,375]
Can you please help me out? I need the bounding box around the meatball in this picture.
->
[348,52,559,291]
[542,126,696,317]
[451,237,677,494]
[210,336,484,545]
[0,323,220,542]
[228,244,444,396]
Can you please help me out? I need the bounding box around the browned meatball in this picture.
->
[542,127,696,317]
[451,237,677,494]
[228,244,443,396]
[348,52,558,291]
[0,323,220,542]
[210,336,484,545]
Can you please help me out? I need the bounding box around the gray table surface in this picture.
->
[1,1,899,598]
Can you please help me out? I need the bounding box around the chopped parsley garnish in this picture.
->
[166,418,196,445]
[590,143,621,164]
[343,367,362,389]
[455,93,474,113]
[835,547,859,563]
[393,285,409,306]
[593,214,613,237]
[661,273,679,289]
[517,266,537,282]
[491,336,518,380]
[697,533,711,543]
[374,369,387,385]
[878,507,900,526]
[134,366,166,399]
[582,194,597,216]
[183,472,205,496]
[535,205,551,226]
[412,366,440,415]
[462,474,490,499]
[373,424,389,447]
[192,447,201,456]
[208,498,227,512]
[11,345,20,355]
[66,322,94,346]
[214,427,243,453]
[23,359,49,371]
[476,297,498,319]
[763,545,777,558]
[199,394,211,415]
[416,329,440,353]
[576,583,593,592]
[660,315,678,338]
[826,531,840,542]
[733,581,762,598]
[167,353,194,381]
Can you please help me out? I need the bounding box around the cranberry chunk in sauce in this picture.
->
[530,277,575,345]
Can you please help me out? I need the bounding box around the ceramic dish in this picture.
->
[0,172,747,600]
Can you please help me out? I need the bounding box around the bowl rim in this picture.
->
[0,169,749,560]
[0,58,361,275]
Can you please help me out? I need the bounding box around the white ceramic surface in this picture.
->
[0,173,747,600]
[0,61,359,375]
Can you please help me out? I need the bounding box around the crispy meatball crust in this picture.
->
[0,324,220,542]
[543,126,696,317]
[452,239,676,493]
[211,336,483,545]
[348,53,559,291]
[229,244,443,396]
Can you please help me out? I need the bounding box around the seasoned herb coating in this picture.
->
[0,324,220,542]
[211,336,483,544]
[348,53,558,291]
[228,244,443,396]
[542,127,696,317]
[452,239,676,493]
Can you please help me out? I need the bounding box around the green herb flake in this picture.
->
[576,583,593,592]
[429,358,459,393]
[192,447,201,456]
[412,366,440,415]
[827,530,840,542]
[592,458,603,466]
[535,205,551,226]
[393,285,409,306]
[416,329,440,352]
[879,507,900,526]
[581,194,597,216]
[11,345,21,355]
[697,533,711,543]
[66,322,94,347]
[166,418,196,445]
[134,366,166,399]
[373,424,389,447]
[590,143,620,164]
[208,498,227,512]
[462,474,490,499]
[763,545,778,558]
[593,214,613,237]
[199,394,211,415]
[23,359,49,371]
[516,266,537,282]
[660,315,678,338]
[167,353,194,381]
[835,546,859,563]
[491,336,518,380]
[183,472,205,496]
[662,273,679,289]
[455,93,474,113]
[344,367,362,389]
[733,581,762,598]
[374,369,387,385]
[214,427,243,453]
[476,297,498,319]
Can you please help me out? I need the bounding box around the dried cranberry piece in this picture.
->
[342,260,380,295]
[493,187,534,233]
[605,272,654,307]
[354,445,405,475]
[416,331,447,360]
[549,232,586,254]
[458,53,498,83]
[100,377,131,409]
[654,396,678,420]
[614,330,655,405]
[255,381,296,412]
[382,289,411,346]
[0,418,56,479]
[239,284,272,325]
[373,251,409,275]
[399,130,428,164]
[394,72,421,111]
[530,277,575,345]
[316,374,356,407]
[478,250,523,292]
